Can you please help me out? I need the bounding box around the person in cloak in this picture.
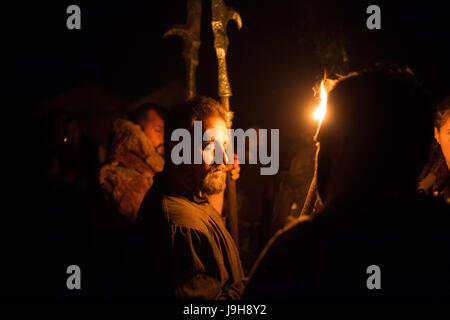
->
[244,68,450,299]
[99,103,166,223]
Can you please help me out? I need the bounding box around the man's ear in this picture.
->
[434,127,440,144]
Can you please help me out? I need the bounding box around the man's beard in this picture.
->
[200,164,227,195]
[155,144,165,157]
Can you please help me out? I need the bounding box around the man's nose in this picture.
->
[222,148,229,165]
[215,145,228,165]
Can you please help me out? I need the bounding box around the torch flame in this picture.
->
[314,78,327,122]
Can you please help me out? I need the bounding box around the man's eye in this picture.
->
[204,142,215,151]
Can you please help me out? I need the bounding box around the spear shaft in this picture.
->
[211,0,242,245]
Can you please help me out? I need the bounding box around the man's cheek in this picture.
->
[202,150,215,165]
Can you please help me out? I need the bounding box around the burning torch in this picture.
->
[300,74,330,217]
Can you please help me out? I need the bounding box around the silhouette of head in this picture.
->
[315,69,433,204]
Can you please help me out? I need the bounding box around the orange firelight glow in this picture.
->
[313,78,328,122]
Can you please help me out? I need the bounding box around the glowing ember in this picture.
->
[314,78,327,122]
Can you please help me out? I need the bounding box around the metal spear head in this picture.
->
[163,0,202,100]
[211,0,242,52]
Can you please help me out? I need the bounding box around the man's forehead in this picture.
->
[203,117,227,140]
[147,109,164,124]
[442,117,450,129]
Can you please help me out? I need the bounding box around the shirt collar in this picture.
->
[154,171,209,205]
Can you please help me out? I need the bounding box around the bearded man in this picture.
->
[135,96,245,300]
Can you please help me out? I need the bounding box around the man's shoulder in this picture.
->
[259,214,318,261]
[275,215,314,241]
[244,215,319,298]
[161,195,211,233]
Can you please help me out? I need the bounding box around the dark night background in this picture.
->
[3,0,450,299]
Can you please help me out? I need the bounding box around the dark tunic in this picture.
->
[136,172,245,300]
[418,153,450,204]
[244,187,450,300]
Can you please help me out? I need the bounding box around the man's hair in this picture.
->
[435,97,450,129]
[128,103,167,126]
[164,96,227,161]
[322,67,433,178]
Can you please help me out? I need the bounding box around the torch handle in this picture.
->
[226,174,239,246]
[220,97,238,246]
[300,175,318,217]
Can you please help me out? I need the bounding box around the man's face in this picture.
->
[142,109,165,156]
[198,116,229,195]
[64,120,81,145]
[435,116,450,169]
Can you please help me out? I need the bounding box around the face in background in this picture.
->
[198,116,229,196]
[141,109,165,156]
[63,119,82,147]
[435,114,450,169]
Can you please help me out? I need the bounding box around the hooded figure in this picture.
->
[99,118,164,222]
